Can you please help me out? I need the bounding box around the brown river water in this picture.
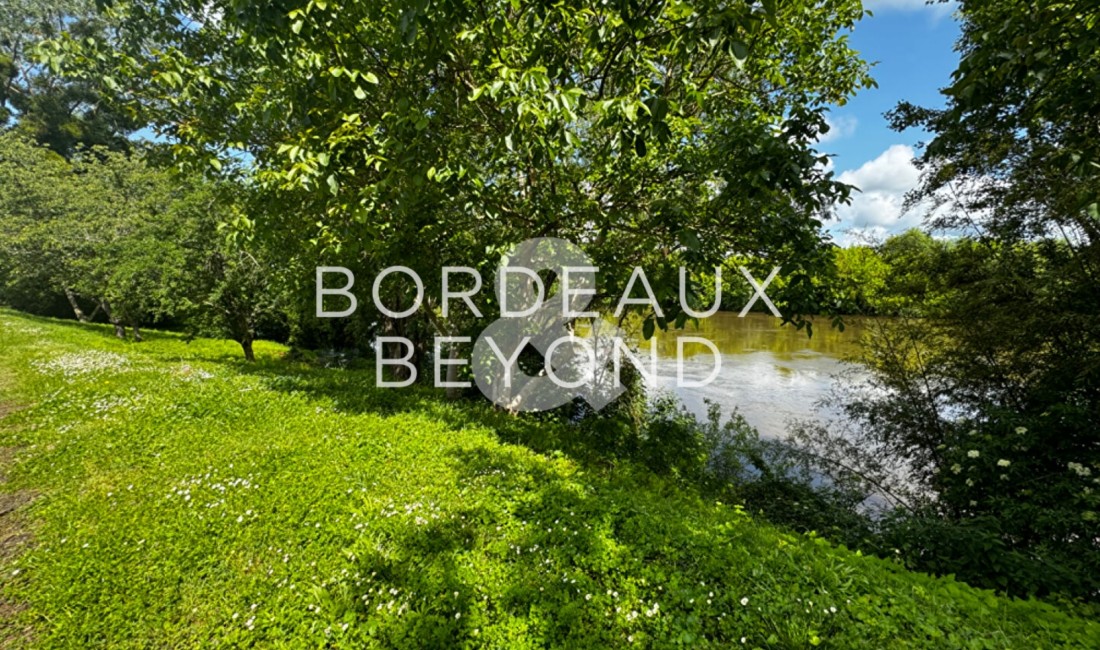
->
[615,312,867,437]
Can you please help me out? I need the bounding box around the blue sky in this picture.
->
[818,0,961,245]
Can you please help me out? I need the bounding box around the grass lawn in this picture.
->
[0,308,1097,648]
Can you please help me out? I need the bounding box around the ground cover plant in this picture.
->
[1,309,1098,648]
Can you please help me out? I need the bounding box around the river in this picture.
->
[623,312,866,438]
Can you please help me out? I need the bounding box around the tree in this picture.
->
[829,244,890,315]
[0,130,278,360]
[1,0,136,156]
[48,0,874,365]
[0,131,77,312]
[890,0,1100,259]
[875,229,947,315]
[180,193,281,362]
[793,0,1100,600]
[68,145,201,338]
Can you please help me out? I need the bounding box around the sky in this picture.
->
[819,0,961,245]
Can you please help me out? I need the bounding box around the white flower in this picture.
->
[950,464,963,474]
[740,597,749,606]
[1015,426,1027,434]
[967,450,980,458]
[997,459,1011,467]
[32,351,131,378]
[1068,462,1093,477]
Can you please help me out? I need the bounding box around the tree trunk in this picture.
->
[64,288,88,322]
[240,337,255,362]
[131,324,143,342]
[445,344,463,400]
[99,300,126,339]
[424,301,461,399]
[382,316,413,382]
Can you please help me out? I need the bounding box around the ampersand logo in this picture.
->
[471,238,627,412]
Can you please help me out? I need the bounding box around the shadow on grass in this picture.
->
[331,442,702,647]
[229,357,629,469]
[1,309,187,346]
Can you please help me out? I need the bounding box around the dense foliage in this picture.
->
[741,0,1100,604]
[0,132,279,357]
[0,0,136,155]
[43,0,874,349]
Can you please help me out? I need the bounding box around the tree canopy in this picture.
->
[47,0,873,332]
[891,0,1100,253]
[1,0,137,155]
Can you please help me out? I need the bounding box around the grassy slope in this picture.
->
[0,309,1096,649]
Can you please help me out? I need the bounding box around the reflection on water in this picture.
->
[613,312,866,438]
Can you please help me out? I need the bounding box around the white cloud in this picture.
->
[817,115,858,144]
[832,144,924,243]
[839,144,919,198]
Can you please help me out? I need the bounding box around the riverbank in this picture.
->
[0,309,1096,647]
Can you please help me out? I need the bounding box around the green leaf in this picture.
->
[364,71,379,85]
[730,40,749,62]
[761,0,779,26]
[679,229,701,251]
[642,317,655,340]
[353,86,367,100]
